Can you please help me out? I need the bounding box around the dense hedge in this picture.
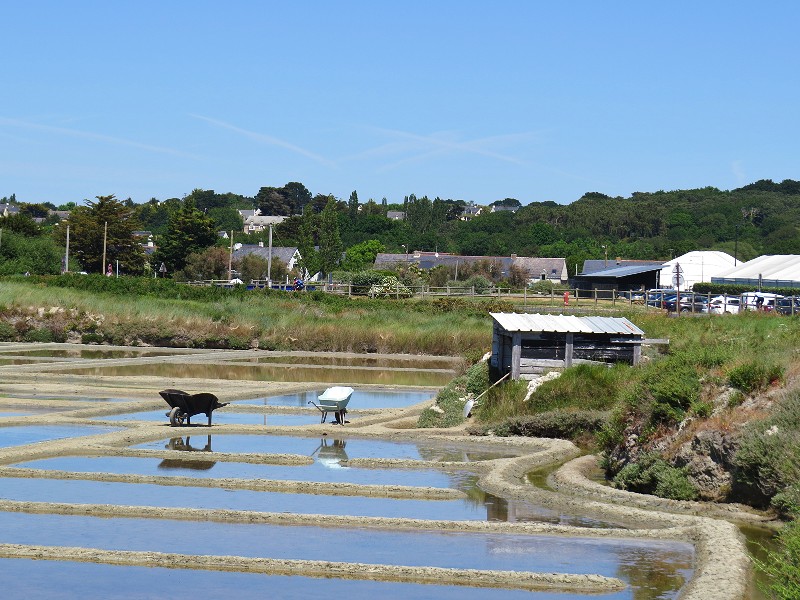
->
[693,282,800,296]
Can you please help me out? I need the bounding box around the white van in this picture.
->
[741,292,783,312]
[707,296,741,314]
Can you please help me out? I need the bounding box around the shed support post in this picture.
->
[633,341,641,366]
[565,332,573,368]
[511,332,522,380]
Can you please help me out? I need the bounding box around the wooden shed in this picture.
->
[490,313,645,380]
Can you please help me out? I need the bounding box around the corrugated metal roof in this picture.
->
[714,255,800,281]
[578,264,665,278]
[490,313,644,336]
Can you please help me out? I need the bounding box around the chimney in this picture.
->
[616,257,621,265]
[511,254,517,259]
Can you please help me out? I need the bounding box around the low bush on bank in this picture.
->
[734,390,800,513]
[528,364,630,412]
[418,361,489,428]
[728,361,785,394]
[470,410,608,441]
[755,518,800,599]
[612,452,699,501]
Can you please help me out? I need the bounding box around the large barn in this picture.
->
[490,313,645,380]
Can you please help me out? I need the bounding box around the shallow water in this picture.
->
[0,425,121,448]
[0,348,190,359]
[238,388,435,409]
[19,455,477,488]
[133,433,520,462]
[0,477,596,525]
[0,511,694,583]
[0,558,681,600]
[98,409,328,426]
[248,354,463,370]
[61,363,454,386]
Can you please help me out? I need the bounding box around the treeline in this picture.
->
[1,179,799,278]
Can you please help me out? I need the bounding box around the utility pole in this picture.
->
[101,221,108,275]
[267,224,273,286]
[64,224,70,273]
[228,230,234,280]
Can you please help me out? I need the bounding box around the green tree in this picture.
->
[0,230,63,275]
[283,182,312,214]
[255,187,290,216]
[55,195,144,274]
[348,190,359,219]
[0,213,40,236]
[155,197,217,273]
[174,246,231,281]
[297,203,319,277]
[238,254,288,283]
[318,197,343,275]
[341,239,385,272]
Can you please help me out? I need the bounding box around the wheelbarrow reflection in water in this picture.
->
[311,438,348,469]
[158,435,216,471]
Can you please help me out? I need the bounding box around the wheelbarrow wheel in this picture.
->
[169,407,186,427]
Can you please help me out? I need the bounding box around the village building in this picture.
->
[373,252,568,284]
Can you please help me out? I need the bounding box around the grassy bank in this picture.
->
[0,277,494,357]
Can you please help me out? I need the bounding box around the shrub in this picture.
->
[464,275,492,294]
[529,364,629,412]
[81,332,105,344]
[23,328,54,343]
[728,361,785,394]
[0,322,16,341]
[368,276,412,298]
[734,390,800,509]
[465,361,489,395]
[475,410,608,440]
[613,452,698,501]
[418,361,489,429]
[754,519,800,599]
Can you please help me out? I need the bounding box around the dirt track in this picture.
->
[0,342,772,597]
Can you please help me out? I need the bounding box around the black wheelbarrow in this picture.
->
[159,389,228,426]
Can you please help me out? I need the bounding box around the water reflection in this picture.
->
[61,363,453,386]
[250,355,464,370]
[158,436,216,471]
[311,438,348,469]
[613,542,694,600]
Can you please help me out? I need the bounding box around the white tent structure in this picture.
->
[711,255,800,289]
[661,251,736,290]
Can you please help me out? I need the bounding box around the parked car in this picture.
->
[706,296,741,314]
[646,290,677,309]
[662,293,705,312]
[774,297,800,316]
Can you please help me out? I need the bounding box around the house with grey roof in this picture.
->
[232,243,302,272]
[373,252,567,284]
[576,259,666,295]
[0,203,20,218]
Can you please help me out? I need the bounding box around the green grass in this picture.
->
[0,279,491,355]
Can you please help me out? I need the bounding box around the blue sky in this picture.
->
[3,1,799,207]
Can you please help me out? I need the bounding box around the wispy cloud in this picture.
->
[731,160,746,186]
[369,126,532,166]
[0,117,199,159]
[191,114,334,167]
